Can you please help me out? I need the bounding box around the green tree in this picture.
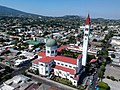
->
[111,54,115,58]
[35,69,39,75]
[110,76,115,81]
[93,39,97,42]
[100,65,105,72]
[98,82,109,90]
[98,71,104,81]
[97,49,108,59]
[5,66,13,73]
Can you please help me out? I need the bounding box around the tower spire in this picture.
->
[86,14,90,25]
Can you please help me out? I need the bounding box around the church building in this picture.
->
[31,15,91,86]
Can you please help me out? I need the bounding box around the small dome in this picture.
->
[46,39,57,47]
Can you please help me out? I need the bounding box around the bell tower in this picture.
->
[82,14,90,66]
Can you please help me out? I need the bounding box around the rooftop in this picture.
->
[0,75,39,90]
[32,59,39,64]
[90,59,97,63]
[26,40,40,45]
[46,39,57,47]
[39,56,54,63]
[54,56,77,65]
[57,46,67,52]
[37,52,46,57]
[37,52,77,65]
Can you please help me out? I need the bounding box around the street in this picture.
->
[89,68,99,90]
[28,72,77,90]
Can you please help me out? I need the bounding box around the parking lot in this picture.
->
[103,65,120,90]
[103,78,120,90]
[105,65,120,80]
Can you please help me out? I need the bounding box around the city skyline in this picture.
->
[0,0,120,19]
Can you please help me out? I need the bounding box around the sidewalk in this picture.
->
[27,72,78,90]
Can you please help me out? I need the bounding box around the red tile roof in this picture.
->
[54,65,75,75]
[57,46,67,52]
[54,56,77,65]
[37,52,46,57]
[90,59,97,63]
[32,59,39,64]
[73,76,79,80]
[39,56,53,63]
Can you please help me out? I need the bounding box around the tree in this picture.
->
[93,39,97,42]
[97,49,108,59]
[111,54,115,58]
[100,65,105,72]
[106,57,112,63]
[106,76,110,79]
[110,76,115,81]
[5,66,13,73]
[98,71,104,81]
[103,26,108,31]
[35,69,39,75]
[98,82,109,90]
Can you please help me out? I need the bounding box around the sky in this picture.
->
[0,0,120,19]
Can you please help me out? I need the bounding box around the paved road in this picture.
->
[88,68,99,90]
[0,61,30,75]
[105,65,120,80]
[27,72,77,90]
[103,78,120,90]
[92,71,98,90]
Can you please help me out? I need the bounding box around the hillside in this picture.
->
[0,5,40,17]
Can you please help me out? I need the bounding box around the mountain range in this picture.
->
[0,5,40,17]
[0,5,119,21]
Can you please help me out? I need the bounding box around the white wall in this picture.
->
[46,46,57,57]
[38,62,46,76]
[54,60,77,69]
[82,25,90,66]
[54,68,78,86]
[38,60,54,76]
